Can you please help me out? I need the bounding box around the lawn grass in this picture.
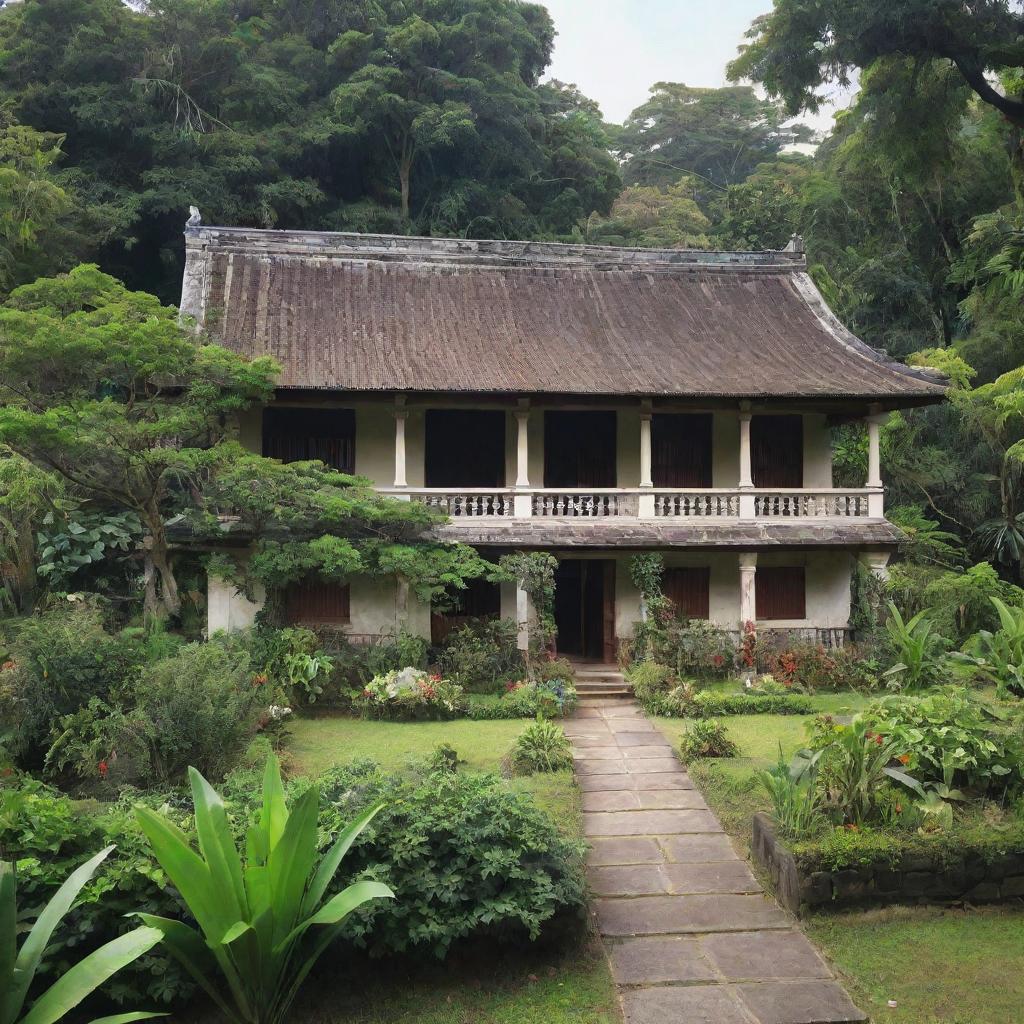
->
[275,712,615,1022]
[653,693,1024,1024]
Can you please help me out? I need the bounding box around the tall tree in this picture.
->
[728,0,1024,186]
[617,83,809,194]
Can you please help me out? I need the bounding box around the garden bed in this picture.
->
[754,811,1024,916]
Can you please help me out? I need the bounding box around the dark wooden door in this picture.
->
[652,414,712,487]
[755,567,806,620]
[752,415,803,488]
[544,411,617,487]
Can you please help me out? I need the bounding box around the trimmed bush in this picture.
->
[679,719,737,761]
[638,684,814,718]
[512,717,574,773]
[466,679,578,719]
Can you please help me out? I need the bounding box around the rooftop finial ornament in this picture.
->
[186,206,202,229]
[783,234,805,254]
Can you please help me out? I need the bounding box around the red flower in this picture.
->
[875,734,884,745]
[712,654,725,668]
[98,760,109,778]
[897,753,910,765]
[429,673,442,683]
[252,673,268,686]
[1,660,15,671]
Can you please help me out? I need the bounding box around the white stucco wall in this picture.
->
[208,575,266,633]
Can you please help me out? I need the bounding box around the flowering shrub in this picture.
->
[354,667,466,720]
[468,678,578,719]
[679,719,737,761]
[767,642,881,693]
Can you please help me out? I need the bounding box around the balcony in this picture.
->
[381,486,883,520]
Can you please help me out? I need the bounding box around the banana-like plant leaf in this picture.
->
[259,756,288,852]
[303,803,385,916]
[1,862,17,1023]
[88,1013,169,1024]
[883,766,925,797]
[275,880,394,954]
[188,769,248,928]
[19,927,163,1024]
[5,847,115,1024]
[134,915,237,1022]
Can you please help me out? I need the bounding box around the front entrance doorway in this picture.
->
[554,559,616,662]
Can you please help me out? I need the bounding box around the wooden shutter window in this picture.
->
[752,415,803,488]
[263,408,356,473]
[662,567,710,619]
[285,581,351,626]
[652,414,712,487]
[755,567,806,620]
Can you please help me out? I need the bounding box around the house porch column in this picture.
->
[866,404,887,518]
[738,402,755,519]
[514,400,533,517]
[738,552,757,630]
[393,396,408,490]
[638,400,655,517]
[516,584,530,651]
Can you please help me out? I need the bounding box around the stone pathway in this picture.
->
[566,698,866,1024]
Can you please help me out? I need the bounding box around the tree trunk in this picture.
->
[399,154,411,220]
[142,516,180,619]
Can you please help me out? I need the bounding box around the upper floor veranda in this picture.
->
[237,394,893,540]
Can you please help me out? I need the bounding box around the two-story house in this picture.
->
[181,226,946,660]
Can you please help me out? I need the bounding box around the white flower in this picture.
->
[267,705,293,720]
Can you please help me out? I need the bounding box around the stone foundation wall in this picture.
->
[752,812,1024,916]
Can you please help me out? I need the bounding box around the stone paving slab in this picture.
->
[590,864,667,896]
[621,985,753,1024]
[586,836,663,866]
[578,772,695,792]
[736,981,868,1023]
[568,698,864,1024]
[584,808,722,836]
[608,936,716,985]
[660,833,737,862]
[596,893,790,936]
[619,744,674,759]
[663,860,761,895]
[703,930,832,981]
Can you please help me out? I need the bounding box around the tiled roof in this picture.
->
[183,227,947,404]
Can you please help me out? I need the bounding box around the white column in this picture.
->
[393,397,408,489]
[738,552,757,629]
[867,404,886,518]
[514,400,533,517]
[638,401,655,517]
[516,584,530,651]
[859,549,891,582]
[738,403,755,518]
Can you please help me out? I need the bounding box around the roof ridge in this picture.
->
[185,224,806,271]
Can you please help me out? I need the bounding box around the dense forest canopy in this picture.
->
[0,0,1023,614]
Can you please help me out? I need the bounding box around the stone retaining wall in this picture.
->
[752,812,1024,916]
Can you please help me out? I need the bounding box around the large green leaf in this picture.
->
[89,1013,168,1024]
[134,807,223,942]
[188,768,247,935]
[134,915,238,1023]
[259,756,288,853]
[275,881,394,955]
[1,861,17,1024]
[303,804,384,916]
[5,847,114,1024]
[266,788,320,944]
[20,927,163,1024]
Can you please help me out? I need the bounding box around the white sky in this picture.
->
[540,0,853,134]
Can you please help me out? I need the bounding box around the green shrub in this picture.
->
[638,685,814,718]
[533,657,577,685]
[882,604,949,691]
[512,717,574,774]
[757,747,825,839]
[45,640,269,787]
[955,596,1024,698]
[767,642,880,692]
[316,630,430,704]
[311,760,587,954]
[466,679,577,719]
[865,687,1021,792]
[679,719,736,761]
[0,607,148,765]
[437,618,524,694]
[246,625,334,704]
[626,660,674,704]
[643,613,735,679]
[354,668,466,720]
